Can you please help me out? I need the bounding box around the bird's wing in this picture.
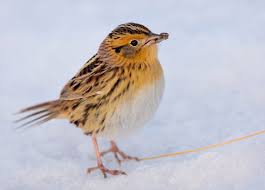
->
[59,54,119,102]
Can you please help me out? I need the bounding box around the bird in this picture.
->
[16,22,169,178]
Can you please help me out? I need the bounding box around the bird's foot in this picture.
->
[86,164,127,178]
[100,141,140,165]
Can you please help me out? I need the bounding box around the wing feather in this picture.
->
[59,54,119,101]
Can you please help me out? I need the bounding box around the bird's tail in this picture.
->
[15,100,64,130]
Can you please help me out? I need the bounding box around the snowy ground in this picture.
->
[1,0,265,189]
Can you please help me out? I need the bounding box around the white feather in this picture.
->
[99,75,165,139]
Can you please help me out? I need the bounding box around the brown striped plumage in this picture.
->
[17,23,168,178]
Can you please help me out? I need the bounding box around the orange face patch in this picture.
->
[108,33,148,48]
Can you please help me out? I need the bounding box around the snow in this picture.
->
[1,0,265,189]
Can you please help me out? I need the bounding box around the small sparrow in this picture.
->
[17,23,168,178]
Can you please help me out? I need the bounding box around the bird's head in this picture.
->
[98,23,168,66]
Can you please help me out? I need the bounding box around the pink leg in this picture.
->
[101,140,140,165]
[87,136,127,178]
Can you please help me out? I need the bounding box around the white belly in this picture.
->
[99,76,165,139]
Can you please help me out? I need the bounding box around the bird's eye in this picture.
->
[130,40,138,46]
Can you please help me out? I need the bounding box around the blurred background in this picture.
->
[1,1,265,189]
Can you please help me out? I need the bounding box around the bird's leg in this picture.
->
[100,140,140,165]
[87,136,127,178]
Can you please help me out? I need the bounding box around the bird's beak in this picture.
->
[144,32,169,46]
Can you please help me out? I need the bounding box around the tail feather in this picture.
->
[15,109,49,123]
[15,100,62,130]
[18,100,59,113]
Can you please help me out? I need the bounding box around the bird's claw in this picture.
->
[100,141,140,165]
[86,164,127,178]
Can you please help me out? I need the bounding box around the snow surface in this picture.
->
[1,0,265,189]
